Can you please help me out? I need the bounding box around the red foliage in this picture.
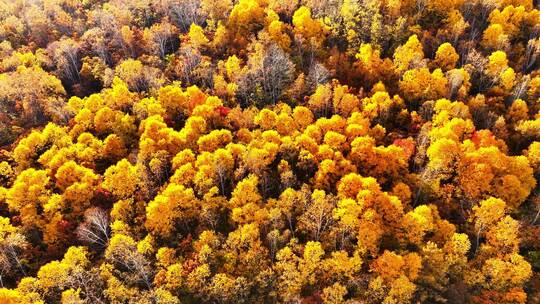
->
[164,117,176,127]
[57,219,72,233]
[92,186,115,208]
[178,234,193,253]
[393,138,415,159]
[471,130,500,149]
[182,257,200,276]
[216,106,231,117]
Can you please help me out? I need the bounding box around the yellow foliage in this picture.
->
[0,289,22,304]
[102,159,140,199]
[393,35,424,73]
[188,24,209,48]
[146,184,198,238]
[7,169,49,229]
[228,0,267,35]
[434,42,459,71]
[292,6,327,46]
[487,51,509,76]
[482,24,509,50]
[399,68,447,101]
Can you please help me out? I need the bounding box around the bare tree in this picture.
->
[81,27,110,64]
[76,208,111,248]
[461,0,498,42]
[165,0,206,32]
[48,38,81,83]
[465,49,495,92]
[105,235,153,288]
[530,193,540,225]
[0,232,27,287]
[260,43,295,102]
[511,75,530,103]
[524,38,540,73]
[297,191,336,241]
[176,45,202,84]
[238,42,295,106]
[144,21,178,59]
[447,69,465,100]
[307,62,330,92]
[67,267,106,304]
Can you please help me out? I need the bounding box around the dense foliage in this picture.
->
[0,0,540,303]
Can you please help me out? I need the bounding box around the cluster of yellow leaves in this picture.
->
[334,173,404,255]
[369,250,420,304]
[399,68,448,102]
[274,241,362,302]
[426,99,536,210]
[103,159,140,199]
[1,18,539,301]
[0,246,91,304]
[434,43,459,71]
[393,35,424,73]
[146,184,199,239]
[292,6,327,47]
[466,198,532,299]
[355,44,395,85]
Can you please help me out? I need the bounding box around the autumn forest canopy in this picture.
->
[0,0,540,303]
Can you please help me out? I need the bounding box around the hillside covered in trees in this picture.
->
[0,0,540,303]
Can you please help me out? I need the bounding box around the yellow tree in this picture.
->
[0,64,67,127]
[292,6,327,47]
[457,146,536,210]
[349,136,409,184]
[354,43,396,86]
[55,161,99,216]
[401,205,436,246]
[229,175,267,226]
[102,159,140,199]
[188,24,209,49]
[468,197,532,302]
[393,35,424,73]
[369,250,420,304]
[145,184,199,239]
[434,42,459,71]
[482,24,509,50]
[227,0,267,45]
[333,174,404,256]
[6,169,50,230]
[399,68,448,102]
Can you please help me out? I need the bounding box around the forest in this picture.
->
[0,0,539,303]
